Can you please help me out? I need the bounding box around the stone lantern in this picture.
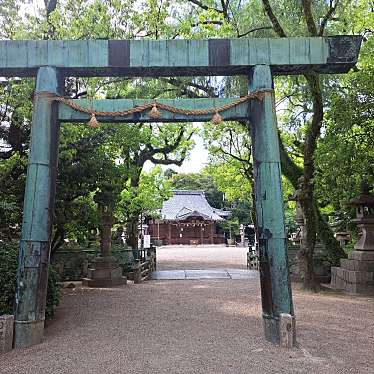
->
[334,232,351,247]
[331,181,374,294]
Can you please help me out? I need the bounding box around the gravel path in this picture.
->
[1,245,373,374]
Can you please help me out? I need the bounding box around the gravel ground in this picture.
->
[1,245,373,374]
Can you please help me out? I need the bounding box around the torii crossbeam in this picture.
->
[0,36,361,348]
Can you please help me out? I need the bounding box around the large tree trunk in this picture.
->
[278,133,346,264]
[315,207,346,264]
[126,170,142,250]
[126,217,139,250]
[298,74,323,290]
[298,177,318,290]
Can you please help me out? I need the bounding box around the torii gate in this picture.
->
[0,36,361,348]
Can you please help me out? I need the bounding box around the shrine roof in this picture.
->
[161,190,225,221]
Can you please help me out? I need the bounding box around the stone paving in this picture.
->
[152,268,258,280]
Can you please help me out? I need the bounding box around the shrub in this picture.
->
[0,242,18,315]
[0,241,61,319]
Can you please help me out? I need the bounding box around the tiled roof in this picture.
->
[161,190,225,221]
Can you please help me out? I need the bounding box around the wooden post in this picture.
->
[168,223,172,245]
[14,66,62,348]
[249,65,295,345]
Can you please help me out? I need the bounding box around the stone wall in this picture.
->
[52,246,135,281]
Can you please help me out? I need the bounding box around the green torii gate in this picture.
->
[0,36,361,348]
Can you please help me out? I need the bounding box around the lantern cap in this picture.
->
[349,180,374,206]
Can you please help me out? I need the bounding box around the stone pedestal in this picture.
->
[331,250,374,294]
[288,243,331,283]
[0,315,14,354]
[279,313,296,348]
[330,183,374,295]
[82,257,127,287]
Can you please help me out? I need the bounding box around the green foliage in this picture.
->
[206,160,251,204]
[315,37,374,215]
[45,266,62,319]
[0,242,18,315]
[0,242,61,318]
[201,118,254,227]
[119,166,172,221]
[217,218,240,239]
[0,153,27,240]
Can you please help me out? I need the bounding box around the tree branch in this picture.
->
[45,0,58,15]
[136,127,193,168]
[219,146,248,164]
[318,0,339,36]
[261,0,287,37]
[238,26,273,38]
[220,0,230,20]
[187,0,222,14]
[149,154,186,166]
[162,77,217,98]
[302,0,318,36]
[190,20,223,27]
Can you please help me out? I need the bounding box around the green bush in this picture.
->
[0,241,61,319]
[45,266,61,319]
[0,242,18,315]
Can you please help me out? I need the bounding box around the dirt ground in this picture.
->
[1,245,373,374]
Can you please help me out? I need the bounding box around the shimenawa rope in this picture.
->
[36,89,273,127]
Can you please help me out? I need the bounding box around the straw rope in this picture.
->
[35,89,273,126]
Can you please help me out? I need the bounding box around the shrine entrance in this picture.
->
[0,36,361,348]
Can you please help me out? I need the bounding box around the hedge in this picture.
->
[0,241,61,319]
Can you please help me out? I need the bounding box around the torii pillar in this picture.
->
[249,65,295,345]
[14,67,62,348]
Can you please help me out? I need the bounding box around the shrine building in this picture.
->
[148,190,228,245]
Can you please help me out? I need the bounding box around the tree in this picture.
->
[315,35,374,223]
[119,166,172,225]
[169,0,372,289]
[51,125,130,255]
[170,172,224,208]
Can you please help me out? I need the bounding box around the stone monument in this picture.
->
[331,181,374,294]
